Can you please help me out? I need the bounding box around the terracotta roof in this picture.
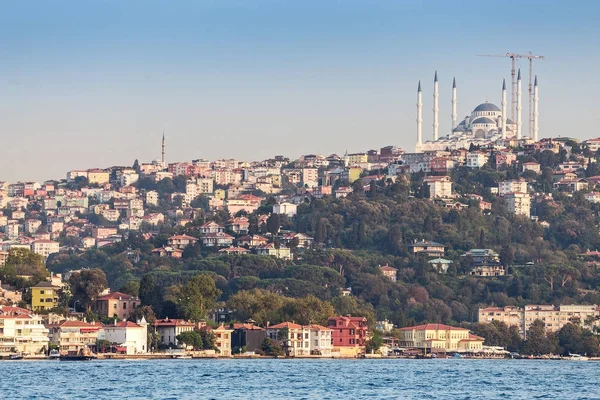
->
[168,234,198,241]
[59,320,99,328]
[399,324,468,331]
[232,323,265,331]
[154,318,195,327]
[32,281,59,288]
[308,324,332,331]
[379,265,398,272]
[269,322,302,329]
[106,321,142,328]
[96,292,139,301]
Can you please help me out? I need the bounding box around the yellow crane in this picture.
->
[477,52,545,137]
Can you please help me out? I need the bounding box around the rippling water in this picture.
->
[1,359,598,399]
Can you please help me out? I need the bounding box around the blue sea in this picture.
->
[1,359,598,399]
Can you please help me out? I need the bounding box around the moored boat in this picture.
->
[564,353,589,361]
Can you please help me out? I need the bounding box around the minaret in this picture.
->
[516,69,522,140]
[451,77,457,130]
[161,131,166,166]
[433,71,439,141]
[501,79,507,139]
[415,81,423,152]
[533,75,539,142]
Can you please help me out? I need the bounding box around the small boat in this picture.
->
[8,353,23,360]
[49,350,60,359]
[565,353,589,361]
[173,355,192,359]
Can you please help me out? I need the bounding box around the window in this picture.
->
[123,303,127,309]
[40,290,45,294]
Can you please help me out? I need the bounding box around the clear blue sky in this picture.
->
[1,0,598,181]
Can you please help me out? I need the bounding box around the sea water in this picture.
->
[1,358,598,399]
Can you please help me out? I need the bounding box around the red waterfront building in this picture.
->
[328,315,368,355]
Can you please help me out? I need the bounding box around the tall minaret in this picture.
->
[433,71,439,141]
[501,79,507,139]
[415,81,423,152]
[451,77,457,130]
[161,131,166,166]
[516,69,522,140]
[533,75,539,142]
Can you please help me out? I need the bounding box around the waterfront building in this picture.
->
[230,322,266,354]
[267,322,310,356]
[478,304,600,338]
[398,323,484,352]
[0,306,49,354]
[56,320,101,354]
[328,315,368,357]
[103,318,148,354]
[154,318,196,347]
[211,324,233,357]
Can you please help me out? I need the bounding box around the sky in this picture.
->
[1,0,599,182]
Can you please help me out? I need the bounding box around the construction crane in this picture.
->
[476,52,545,137]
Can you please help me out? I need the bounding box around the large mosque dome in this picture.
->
[473,103,501,112]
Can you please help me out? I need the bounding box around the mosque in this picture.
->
[415,69,539,152]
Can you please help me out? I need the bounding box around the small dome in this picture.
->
[473,103,501,112]
[471,117,496,124]
[506,118,515,124]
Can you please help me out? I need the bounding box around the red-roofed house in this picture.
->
[267,322,308,356]
[201,232,235,247]
[167,234,199,249]
[154,318,196,346]
[199,221,225,234]
[56,320,101,355]
[379,265,398,282]
[398,323,484,352]
[328,315,368,357]
[218,246,250,255]
[92,292,140,320]
[226,217,250,235]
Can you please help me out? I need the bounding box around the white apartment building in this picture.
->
[146,191,159,206]
[498,179,528,196]
[503,192,531,218]
[273,202,297,217]
[479,304,600,338]
[0,306,50,354]
[466,152,489,168]
[31,240,60,258]
[103,319,148,355]
[423,176,453,198]
[301,168,319,188]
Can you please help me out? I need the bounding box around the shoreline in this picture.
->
[2,354,599,361]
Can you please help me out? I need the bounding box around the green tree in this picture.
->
[267,213,281,235]
[522,320,557,355]
[69,269,108,312]
[176,331,203,349]
[261,338,285,356]
[177,275,222,322]
[119,280,140,297]
[139,274,164,316]
[366,332,384,354]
